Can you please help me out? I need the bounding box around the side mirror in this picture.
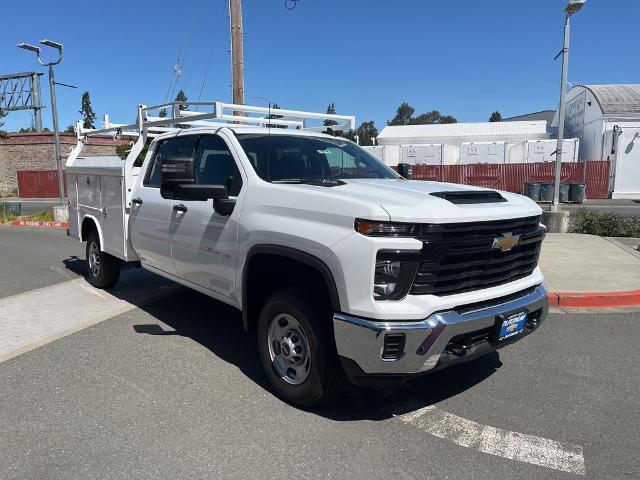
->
[397,163,413,179]
[160,156,229,202]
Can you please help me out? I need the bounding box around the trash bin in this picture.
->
[539,183,554,202]
[523,182,541,201]
[559,183,570,203]
[569,183,586,204]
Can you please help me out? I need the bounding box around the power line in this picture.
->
[163,0,197,104]
[196,0,229,107]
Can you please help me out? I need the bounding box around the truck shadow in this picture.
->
[129,284,502,421]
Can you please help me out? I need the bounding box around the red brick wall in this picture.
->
[0,133,130,192]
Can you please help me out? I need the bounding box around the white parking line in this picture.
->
[388,402,585,475]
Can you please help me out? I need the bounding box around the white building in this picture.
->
[551,84,640,199]
[369,121,578,166]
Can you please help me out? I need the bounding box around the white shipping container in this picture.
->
[525,139,579,163]
[400,144,442,165]
[362,145,401,167]
[459,142,506,164]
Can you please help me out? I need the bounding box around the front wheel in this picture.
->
[85,230,121,289]
[257,288,345,407]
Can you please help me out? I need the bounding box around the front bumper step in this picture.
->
[333,284,548,377]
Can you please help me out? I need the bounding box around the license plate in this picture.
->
[497,311,528,341]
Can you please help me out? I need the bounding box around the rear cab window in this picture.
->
[144,135,198,187]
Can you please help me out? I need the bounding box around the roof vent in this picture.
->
[430,191,507,204]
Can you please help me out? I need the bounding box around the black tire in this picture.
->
[257,288,345,408]
[85,230,121,289]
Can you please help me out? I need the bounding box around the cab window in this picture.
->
[144,135,197,187]
[194,135,243,196]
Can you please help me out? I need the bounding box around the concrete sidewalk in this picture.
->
[539,233,640,308]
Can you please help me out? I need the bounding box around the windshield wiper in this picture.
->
[270,178,346,187]
[270,178,314,184]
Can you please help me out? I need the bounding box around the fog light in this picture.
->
[374,260,401,298]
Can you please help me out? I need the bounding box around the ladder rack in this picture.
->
[76,101,356,140]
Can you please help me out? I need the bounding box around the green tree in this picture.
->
[355,121,378,146]
[266,103,287,128]
[342,129,356,142]
[489,111,502,122]
[323,102,338,127]
[79,91,96,129]
[388,102,415,126]
[0,109,7,138]
[388,103,457,126]
[412,110,457,125]
[64,125,75,133]
[175,89,188,110]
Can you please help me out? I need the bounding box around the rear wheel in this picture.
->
[85,230,121,288]
[257,288,345,407]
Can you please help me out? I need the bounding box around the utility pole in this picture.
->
[229,0,245,107]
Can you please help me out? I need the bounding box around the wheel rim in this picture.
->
[88,242,100,277]
[267,313,311,385]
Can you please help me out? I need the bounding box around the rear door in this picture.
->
[170,134,244,298]
[129,135,197,275]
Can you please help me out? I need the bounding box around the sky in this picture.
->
[1,0,639,133]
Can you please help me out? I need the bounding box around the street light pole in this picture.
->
[552,14,571,212]
[17,39,65,205]
[47,63,64,206]
[552,0,585,212]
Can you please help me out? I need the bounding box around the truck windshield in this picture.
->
[235,134,398,183]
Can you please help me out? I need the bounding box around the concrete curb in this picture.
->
[7,220,69,228]
[548,290,640,309]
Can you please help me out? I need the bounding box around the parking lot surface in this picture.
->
[0,226,85,299]
[0,228,639,479]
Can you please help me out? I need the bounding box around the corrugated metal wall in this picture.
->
[17,161,611,199]
[409,161,610,199]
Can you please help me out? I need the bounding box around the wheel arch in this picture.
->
[80,215,103,247]
[241,245,342,332]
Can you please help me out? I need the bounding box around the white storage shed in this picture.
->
[377,121,550,147]
[552,84,640,198]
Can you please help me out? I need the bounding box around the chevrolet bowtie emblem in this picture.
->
[492,233,520,252]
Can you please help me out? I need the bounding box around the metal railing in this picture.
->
[77,101,356,140]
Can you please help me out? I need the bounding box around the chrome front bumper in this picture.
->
[333,284,548,376]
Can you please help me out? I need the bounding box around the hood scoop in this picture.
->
[430,190,507,204]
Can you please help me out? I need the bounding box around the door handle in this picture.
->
[132,197,143,206]
[173,204,188,213]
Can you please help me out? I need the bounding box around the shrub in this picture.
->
[570,209,640,238]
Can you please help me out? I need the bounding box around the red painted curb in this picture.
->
[7,220,69,228]
[549,290,640,309]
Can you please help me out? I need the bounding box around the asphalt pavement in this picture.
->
[1,227,639,479]
[0,226,85,299]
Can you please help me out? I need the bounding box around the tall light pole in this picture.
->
[17,39,65,205]
[552,0,586,212]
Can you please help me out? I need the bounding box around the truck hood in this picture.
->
[338,179,542,223]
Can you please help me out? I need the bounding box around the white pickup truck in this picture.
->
[66,102,548,407]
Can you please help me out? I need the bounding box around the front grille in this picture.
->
[411,216,544,296]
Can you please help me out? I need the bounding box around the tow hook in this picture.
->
[449,343,471,357]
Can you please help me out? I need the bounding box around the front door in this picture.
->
[129,134,197,275]
[170,134,244,299]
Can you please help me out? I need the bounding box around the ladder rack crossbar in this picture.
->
[77,100,356,140]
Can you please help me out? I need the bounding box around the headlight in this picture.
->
[355,219,417,237]
[373,253,419,301]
